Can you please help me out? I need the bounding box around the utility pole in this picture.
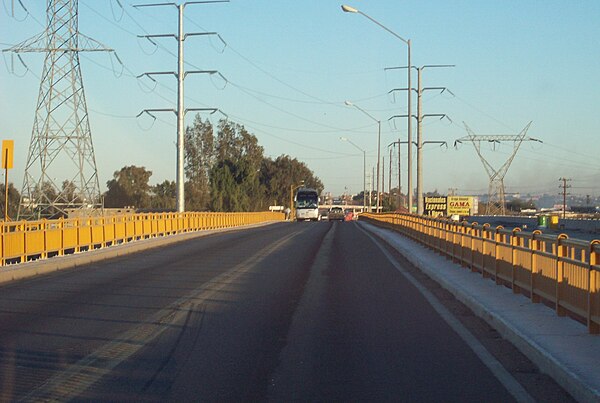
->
[369,167,375,212]
[388,64,453,215]
[389,146,393,204]
[382,155,385,200]
[559,178,571,219]
[135,1,227,213]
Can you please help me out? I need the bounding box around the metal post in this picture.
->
[370,167,374,212]
[4,149,8,221]
[417,67,423,215]
[363,150,366,212]
[389,146,392,207]
[407,39,412,214]
[397,138,401,207]
[377,120,381,212]
[289,184,293,221]
[176,4,185,212]
[382,155,385,203]
[398,143,402,207]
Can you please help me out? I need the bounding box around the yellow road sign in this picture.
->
[2,140,14,170]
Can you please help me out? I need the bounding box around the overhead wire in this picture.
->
[80,0,381,138]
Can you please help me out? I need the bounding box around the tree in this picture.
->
[210,160,247,212]
[29,181,61,218]
[209,120,266,211]
[506,198,536,213]
[151,180,176,210]
[259,155,323,209]
[184,114,214,211]
[104,166,152,209]
[59,180,82,206]
[0,182,21,220]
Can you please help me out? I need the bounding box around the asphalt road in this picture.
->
[0,221,573,402]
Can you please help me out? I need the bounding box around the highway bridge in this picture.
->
[0,216,598,402]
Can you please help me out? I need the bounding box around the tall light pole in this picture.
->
[340,137,367,212]
[345,101,381,212]
[388,141,402,208]
[342,4,412,213]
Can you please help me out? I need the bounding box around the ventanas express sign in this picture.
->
[424,196,447,217]
[424,196,475,216]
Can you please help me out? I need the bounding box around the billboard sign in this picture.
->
[448,196,474,216]
[424,196,447,217]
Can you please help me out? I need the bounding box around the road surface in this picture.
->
[0,221,573,401]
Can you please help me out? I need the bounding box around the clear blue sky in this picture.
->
[1,0,599,199]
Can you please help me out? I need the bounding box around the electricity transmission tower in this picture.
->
[456,122,540,216]
[4,0,112,219]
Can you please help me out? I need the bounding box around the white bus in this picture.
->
[295,188,320,221]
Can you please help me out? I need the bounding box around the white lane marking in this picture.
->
[357,224,535,403]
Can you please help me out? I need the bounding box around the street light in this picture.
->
[340,136,367,212]
[289,180,305,221]
[342,4,412,213]
[344,100,381,213]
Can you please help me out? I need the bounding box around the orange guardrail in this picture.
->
[1,211,284,266]
[360,212,600,334]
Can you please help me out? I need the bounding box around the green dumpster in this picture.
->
[537,215,548,228]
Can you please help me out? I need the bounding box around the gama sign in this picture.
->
[447,196,474,215]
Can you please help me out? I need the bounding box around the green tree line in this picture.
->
[2,116,323,217]
[104,117,323,211]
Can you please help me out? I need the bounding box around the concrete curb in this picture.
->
[0,221,280,286]
[361,221,600,403]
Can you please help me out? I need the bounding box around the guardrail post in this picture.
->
[75,218,80,253]
[588,240,599,334]
[459,222,466,267]
[41,219,48,260]
[481,223,490,278]
[469,222,478,272]
[511,228,521,294]
[494,226,504,285]
[530,230,542,303]
[556,234,568,317]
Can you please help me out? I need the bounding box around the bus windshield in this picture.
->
[296,192,318,209]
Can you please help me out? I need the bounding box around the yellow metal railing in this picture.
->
[1,211,284,267]
[360,212,600,334]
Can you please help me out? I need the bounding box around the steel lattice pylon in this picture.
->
[456,122,539,216]
[5,0,112,219]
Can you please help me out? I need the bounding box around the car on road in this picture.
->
[328,207,345,221]
[319,209,329,221]
[344,210,354,221]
